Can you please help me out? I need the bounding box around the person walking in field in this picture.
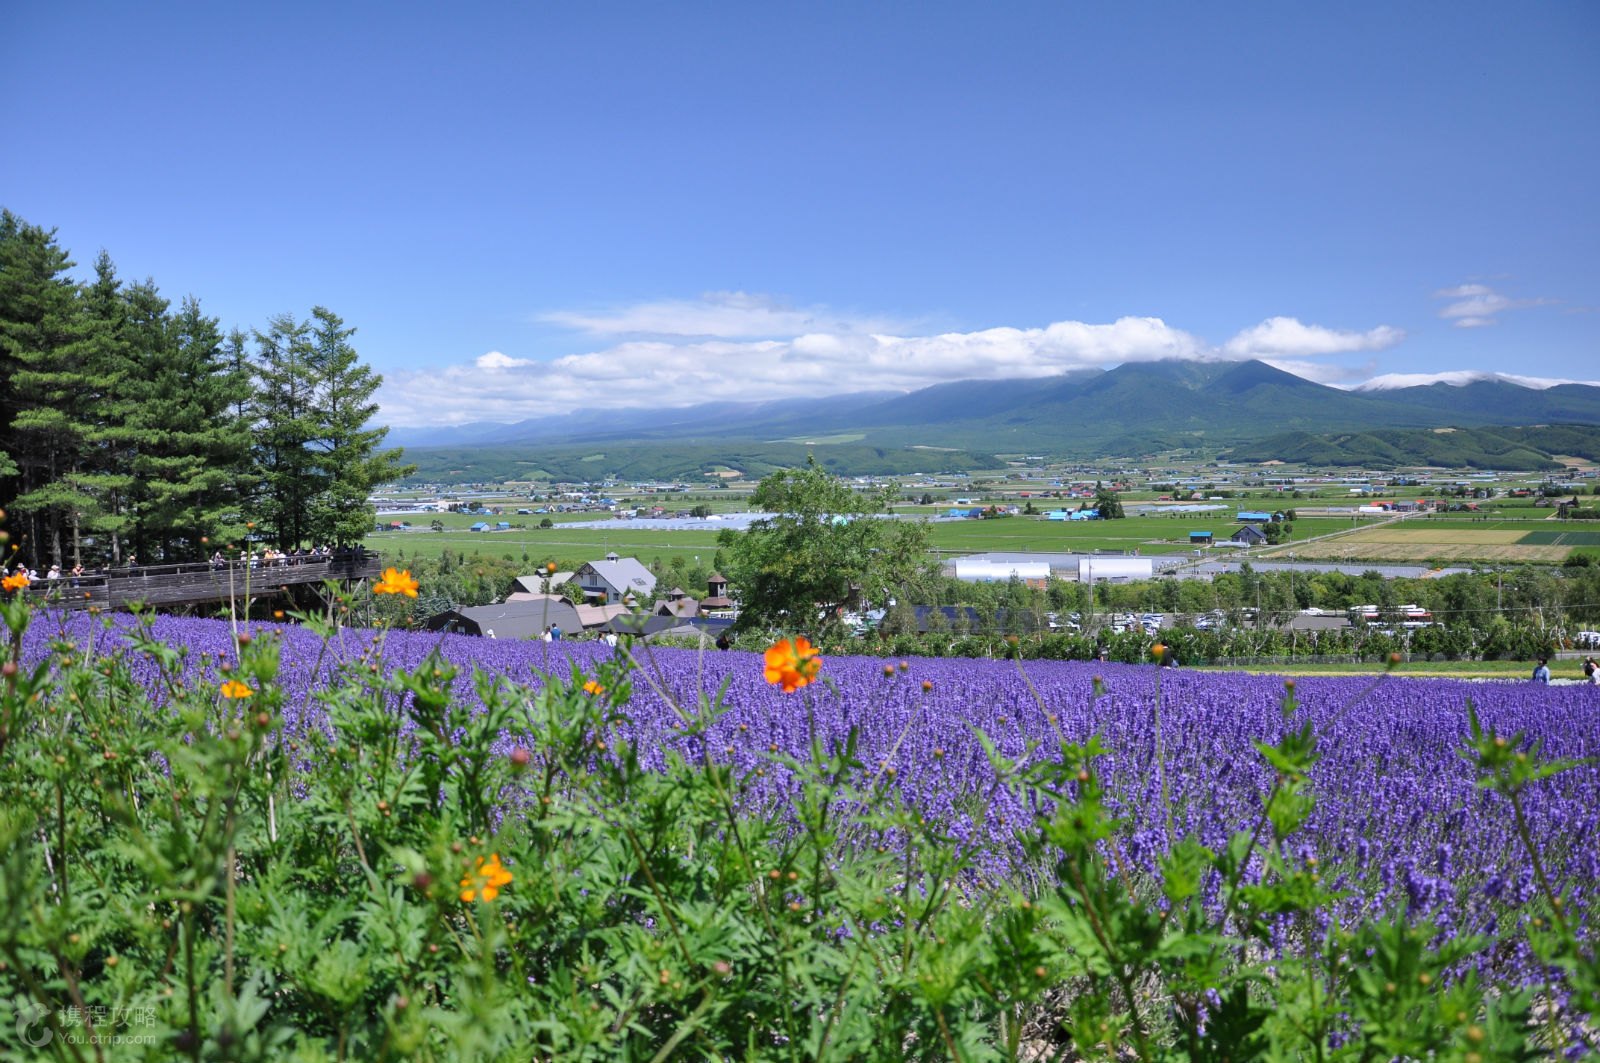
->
[1532,657,1551,684]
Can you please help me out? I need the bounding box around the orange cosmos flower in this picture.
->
[373,568,419,597]
[582,680,605,696]
[1,572,29,593]
[219,680,254,699]
[460,853,513,903]
[763,637,822,693]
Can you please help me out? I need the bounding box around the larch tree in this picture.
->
[71,251,138,566]
[129,296,253,558]
[0,211,94,568]
[252,313,323,549]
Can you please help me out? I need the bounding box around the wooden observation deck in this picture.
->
[16,551,386,612]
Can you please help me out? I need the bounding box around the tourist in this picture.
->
[1584,656,1598,686]
[541,626,553,643]
[46,564,60,580]
[550,623,563,641]
[1532,657,1551,684]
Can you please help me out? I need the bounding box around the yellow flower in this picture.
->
[1150,642,1166,661]
[582,680,605,696]
[460,853,513,903]
[764,637,822,694]
[373,567,419,597]
[1,572,29,593]
[219,680,254,699]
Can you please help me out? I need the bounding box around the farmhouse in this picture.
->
[575,553,656,604]
[511,571,575,595]
[1189,530,1213,544]
[1231,526,1268,545]
[1235,511,1274,523]
[425,599,583,640]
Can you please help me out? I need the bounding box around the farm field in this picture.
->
[367,524,725,565]
[922,515,1364,556]
[367,511,1362,567]
[19,615,1600,978]
[1280,515,1592,563]
[8,606,1598,1057]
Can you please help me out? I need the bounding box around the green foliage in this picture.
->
[717,459,934,636]
[0,594,1588,1059]
[1092,482,1125,519]
[0,210,410,569]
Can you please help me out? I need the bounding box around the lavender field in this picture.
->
[24,612,1599,985]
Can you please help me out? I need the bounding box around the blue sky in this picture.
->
[5,1,1596,425]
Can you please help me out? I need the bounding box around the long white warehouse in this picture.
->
[1077,557,1154,583]
[952,559,1052,583]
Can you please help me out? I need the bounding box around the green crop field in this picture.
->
[1518,528,1600,547]
[366,524,725,566]
[369,512,1372,570]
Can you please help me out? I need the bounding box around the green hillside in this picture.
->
[1223,424,1600,469]
[403,440,1006,484]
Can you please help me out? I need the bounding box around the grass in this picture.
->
[369,511,1367,567]
[366,525,725,565]
[1199,658,1572,679]
[926,514,1355,556]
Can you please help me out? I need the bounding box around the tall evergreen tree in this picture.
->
[128,296,253,559]
[306,307,415,545]
[73,251,138,565]
[252,313,323,548]
[0,211,92,567]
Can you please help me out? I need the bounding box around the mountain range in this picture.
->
[385,360,1600,479]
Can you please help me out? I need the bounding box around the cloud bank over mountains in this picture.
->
[1355,370,1600,391]
[375,291,1562,427]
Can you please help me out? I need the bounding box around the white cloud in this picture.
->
[1223,316,1403,358]
[1434,282,1554,327]
[1355,370,1600,391]
[378,299,1410,426]
[1260,358,1378,386]
[540,291,911,339]
[379,311,1209,425]
[475,350,532,369]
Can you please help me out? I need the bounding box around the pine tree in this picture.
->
[305,307,415,545]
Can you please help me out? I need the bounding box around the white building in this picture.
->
[1077,557,1154,583]
[952,559,1051,583]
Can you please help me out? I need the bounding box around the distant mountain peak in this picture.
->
[1356,370,1597,392]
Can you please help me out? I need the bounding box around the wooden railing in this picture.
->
[17,551,386,611]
